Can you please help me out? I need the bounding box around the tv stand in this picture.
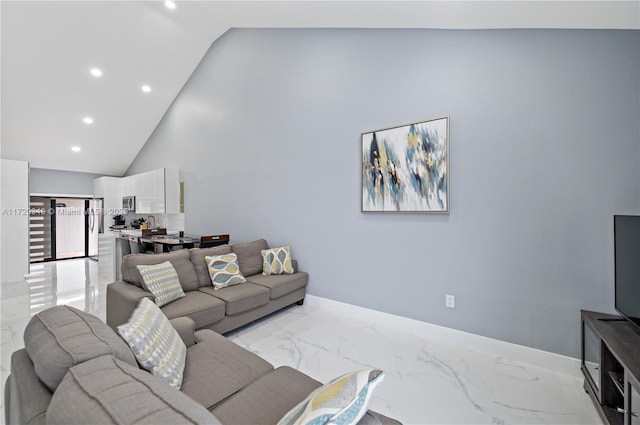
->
[582,310,640,425]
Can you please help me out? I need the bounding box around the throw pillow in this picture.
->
[277,369,385,425]
[117,297,187,389]
[205,253,247,290]
[136,261,185,307]
[261,245,295,275]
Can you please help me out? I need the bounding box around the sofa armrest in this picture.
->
[358,410,402,425]
[7,349,51,425]
[169,317,196,347]
[106,281,153,329]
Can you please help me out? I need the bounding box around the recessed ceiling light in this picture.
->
[165,1,176,10]
[71,146,81,152]
[141,85,152,93]
[90,68,102,77]
[83,117,94,125]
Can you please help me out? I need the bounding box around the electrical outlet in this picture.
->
[446,294,455,309]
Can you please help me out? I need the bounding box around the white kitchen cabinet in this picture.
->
[93,176,122,211]
[135,169,164,214]
[98,230,117,282]
[121,175,136,198]
[165,168,181,214]
[94,168,180,216]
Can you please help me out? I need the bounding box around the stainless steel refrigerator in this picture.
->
[88,198,103,260]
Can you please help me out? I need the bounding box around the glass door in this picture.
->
[583,321,601,396]
[29,197,55,263]
[629,379,640,425]
[29,196,95,262]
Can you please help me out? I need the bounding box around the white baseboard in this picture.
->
[305,295,582,379]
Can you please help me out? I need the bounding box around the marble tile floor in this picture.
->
[1,259,601,425]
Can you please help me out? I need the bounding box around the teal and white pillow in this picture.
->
[261,245,294,275]
[136,261,185,307]
[278,369,385,425]
[205,253,246,290]
[117,297,186,389]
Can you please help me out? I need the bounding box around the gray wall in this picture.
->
[128,29,640,358]
[29,167,101,196]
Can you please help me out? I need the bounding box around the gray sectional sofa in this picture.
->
[5,305,401,425]
[106,239,309,333]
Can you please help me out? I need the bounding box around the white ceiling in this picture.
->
[2,1,639,176]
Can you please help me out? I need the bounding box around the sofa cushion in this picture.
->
[261,245,295,275]
[23,305,137,392]
[136,261,185,307]
[117,298,187,389]
[181,329,273,410]
[205,253,246,290]
[122,249,199,292]
[161,290,225,329]
[278,369,385,425]
[190,246,233,287]
[211,366,321,425]
[46,355,220,425]
[246,272,309,300]
[231,239,269,276]
[199,283,270,316]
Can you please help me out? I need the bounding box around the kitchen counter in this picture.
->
[117,229,142,237]
[111,229,184,237]
[100,228,188,282]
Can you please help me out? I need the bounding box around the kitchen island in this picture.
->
[102,229,189,281]
[138,234,200,253]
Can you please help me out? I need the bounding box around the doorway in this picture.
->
[29,196,102,263]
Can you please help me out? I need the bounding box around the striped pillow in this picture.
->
[136,261,185,307]
[117,298,186,389]
[261,245,294,275]
[278,369,385,425]
[205,253,246,290]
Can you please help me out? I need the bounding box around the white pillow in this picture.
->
[205,253,247,290]
[261,245,295,275]
[117,298,186,389]
[136,261,185,307]
[278,369,385,425]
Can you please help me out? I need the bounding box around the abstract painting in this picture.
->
[362,116,449,213]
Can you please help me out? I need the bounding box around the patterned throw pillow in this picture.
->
[136,261,185,307]
[117,298,187,389]
[277,369,385,425]
[261,245,294,275]
[205,253,247,290]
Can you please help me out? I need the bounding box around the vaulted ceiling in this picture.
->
[2,1,638,176]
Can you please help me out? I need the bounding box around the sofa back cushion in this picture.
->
[190,245,233,287]
[122,249,199,292]
[231,239,269,276]
[46,355,220,425]
[23,305,137,392]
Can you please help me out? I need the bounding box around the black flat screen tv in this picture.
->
[614,215,640,330]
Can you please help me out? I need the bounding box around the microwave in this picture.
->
[123,196,136,212]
